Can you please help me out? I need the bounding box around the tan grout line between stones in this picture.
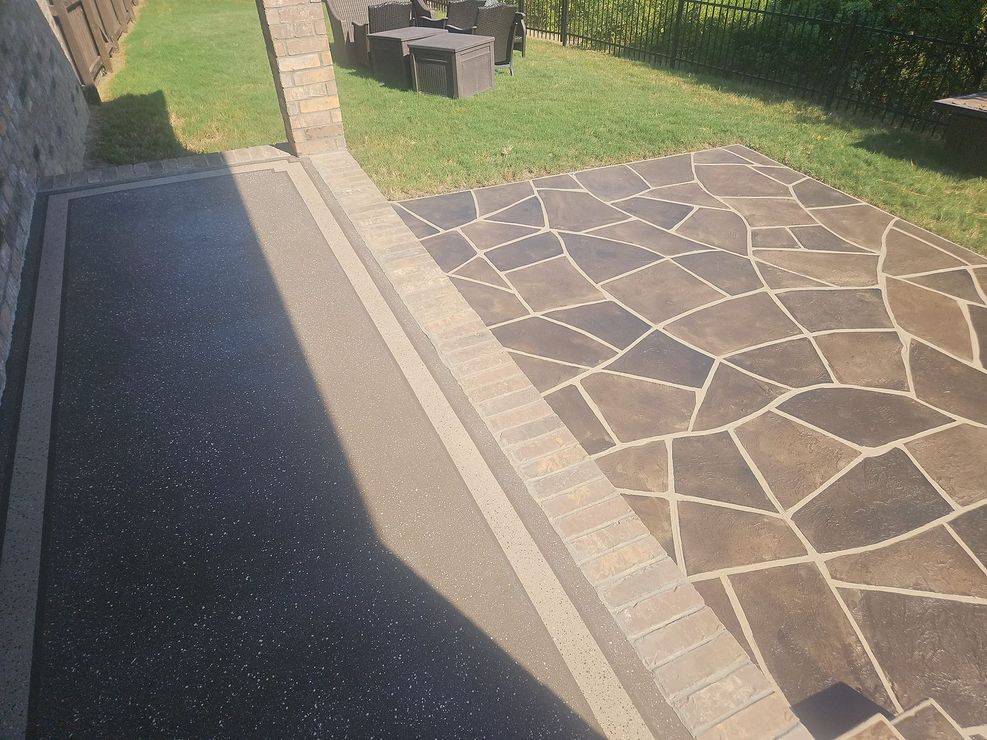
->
[944,523,987,577]
[827,581,987,606]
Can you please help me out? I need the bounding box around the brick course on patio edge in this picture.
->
[307,149,810,740]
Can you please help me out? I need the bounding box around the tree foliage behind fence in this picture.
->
[520,0,987,134]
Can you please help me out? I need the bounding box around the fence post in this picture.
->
[669,0,686,69]
[560,0,569,46]
[826,10,860,110]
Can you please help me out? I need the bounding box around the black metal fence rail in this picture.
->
[523,0,986,134]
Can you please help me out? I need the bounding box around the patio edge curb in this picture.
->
[306,149,811,740]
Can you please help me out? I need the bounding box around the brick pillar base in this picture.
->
[255,0,345,156]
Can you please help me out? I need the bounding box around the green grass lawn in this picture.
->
[90,0,986,252]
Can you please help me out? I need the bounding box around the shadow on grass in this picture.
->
[87,90,191,165]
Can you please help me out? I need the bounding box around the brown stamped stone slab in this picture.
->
[510,352,581,391]
[574,164,650,201]
[673,432,775,510]
[842,588,987,727]
[546,301,650,349]
[545,385,614,454]
[892,702,965,740]
[790,224,867,253]
[454,256,509,288]
[487,232,562,270]
[421,230,476,270]
[910,341,987,425]
[622,494,676,558]
[813,331,908,391]
[792,179,859,208]
[605,261,723,325]
[665,292,800,356]
[644,182,727,209]
[474,180,534,215]
[886,278,972,361]
[461,220,539,250]
[675,208,750,255]
[753,165,804,185]
[606,330,714,387]
[736,411,858,510]
[694,148,752,165]
[792,449,953,552]
[908,269,983,304]
[613,197,693,230]
[678,502,805,574]
[728,337,831,388]
[596,441,668,492]
[691,578,756,660]
[692,363,787,431]
[561,232,661,282]
[450,277,528,325]
[629,153,694,187]
[488,196,545,227]
[752,227,800,249]
[696,165,792,197]
[883,228,966,276]
[582,372,695,441]
[810,204,893,252]
[591,219,710,257]
[758,263,827,290]
[754,249,879,287]
[731,563,896,714]
[673,251,764,295]
[779,288,893,332]
[826,526,987,598]
[906,424,987,506]
[779,388,951,447]
[492,316,615,365]
[949,504,987,566]
[506,256,604,311]
[394,205,439,238]
[540,189,625,231]
[895,220,987,266]
[725,198,816,228]
[532,173,580,190]
[402,190,476,229]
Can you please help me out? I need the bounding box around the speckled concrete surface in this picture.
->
[18,167,619,737]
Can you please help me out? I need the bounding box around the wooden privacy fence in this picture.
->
[49,0,141,96]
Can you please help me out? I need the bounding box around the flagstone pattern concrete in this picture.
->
[314,149,808,739]
[397,145,987,734]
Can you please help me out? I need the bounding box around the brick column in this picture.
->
[255,0,345,155]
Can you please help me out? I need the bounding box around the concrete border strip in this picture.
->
[2,158,652,739]
[306,150,810,739]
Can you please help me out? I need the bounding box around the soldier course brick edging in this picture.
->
[306,149,811,740]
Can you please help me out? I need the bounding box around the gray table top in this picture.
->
[407,32,495,51]
[934,92,987,120]
[368,26,447,41]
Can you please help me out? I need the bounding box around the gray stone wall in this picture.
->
[0,0,89,398]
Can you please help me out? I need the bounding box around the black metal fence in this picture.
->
[522,0,986,134]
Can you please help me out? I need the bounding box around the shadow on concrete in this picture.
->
[793,682,891,740]
[15,167,603,736]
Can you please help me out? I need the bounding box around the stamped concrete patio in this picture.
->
[396,145,987,736]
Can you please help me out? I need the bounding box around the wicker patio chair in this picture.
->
[446,0,486,31]
[410,0,438,26]
[353,1,412,67]
[474,2,524,74]
[324,0,370,66]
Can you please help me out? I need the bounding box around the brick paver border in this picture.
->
[306,149,810,739]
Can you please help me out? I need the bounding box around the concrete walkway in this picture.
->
[0,153,685,738]
[395,145,987,739]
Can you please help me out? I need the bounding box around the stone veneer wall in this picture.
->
[0,0,89,398]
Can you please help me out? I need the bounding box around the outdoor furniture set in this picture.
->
[325,0,525,97]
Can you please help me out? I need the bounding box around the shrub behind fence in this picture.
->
[521,0,986,134]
